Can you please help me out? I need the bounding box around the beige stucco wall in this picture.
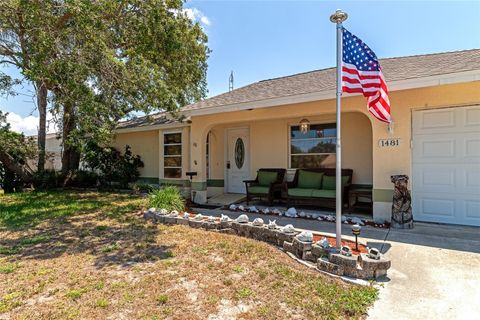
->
[113,130,160,179]
[207,112,372,185]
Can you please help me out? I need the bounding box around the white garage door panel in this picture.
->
[413,106,480,226]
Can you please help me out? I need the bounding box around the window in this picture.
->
[290,123,336,168]
[164,132,182,178]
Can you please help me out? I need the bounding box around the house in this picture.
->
[113,49,480,226]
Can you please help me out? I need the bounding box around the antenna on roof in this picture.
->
[229,71,234,92]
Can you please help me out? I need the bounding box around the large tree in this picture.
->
[1,0,209,179]
[0,0,55,173]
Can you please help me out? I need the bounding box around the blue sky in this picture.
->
[1,0,479,134]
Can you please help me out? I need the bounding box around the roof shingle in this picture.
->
[183,49,480,111]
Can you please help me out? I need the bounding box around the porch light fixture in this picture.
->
[299,118,310,134]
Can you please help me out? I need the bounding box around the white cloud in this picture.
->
[177,8,211,26]
[6,111,56,136]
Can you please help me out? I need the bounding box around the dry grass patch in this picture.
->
[0,191,377,319]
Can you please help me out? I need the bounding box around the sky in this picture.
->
[1,0,479,135]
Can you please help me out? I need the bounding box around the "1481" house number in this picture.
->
[378,138,401,147]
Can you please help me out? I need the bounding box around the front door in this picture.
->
[226,127,249,193]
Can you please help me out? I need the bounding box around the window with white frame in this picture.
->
[290,123,336,168]
[163,132,182,178]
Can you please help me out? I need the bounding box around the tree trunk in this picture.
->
[3,169,15,193]
[36,81,48,173]
[61,102,80,185]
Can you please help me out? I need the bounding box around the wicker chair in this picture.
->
[243,168,286,205]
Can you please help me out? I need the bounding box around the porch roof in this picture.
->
[183,49,480,113]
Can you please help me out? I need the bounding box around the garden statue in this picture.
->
[220,214,230,222]
[391,175,414,229]
[268,220,277,229]
[296,231,313,242]
[236,214,249,223]
[340,246,352,257]
[317,237,330,249]
[281,224,295,233]
[252,218,264,226]
[367,247,381,260]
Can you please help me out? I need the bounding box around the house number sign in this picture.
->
[378,138,401,147]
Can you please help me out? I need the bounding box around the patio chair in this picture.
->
[243,168,286,205]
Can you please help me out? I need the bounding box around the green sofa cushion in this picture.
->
[257,171,278,186]
[322,175,349,190]
[288,188,314,197]
[297,170,324,189]
[248,186,270,194]
[311,189,336,198]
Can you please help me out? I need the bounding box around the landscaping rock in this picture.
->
[143,210,155,221]
[359,253,391,278]
[329,253,358,269]
[176,217,190,226]
[163,216,178,224]
[317,258,344,276]
[189,220,205,229]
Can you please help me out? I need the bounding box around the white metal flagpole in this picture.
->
[330,9,348,248]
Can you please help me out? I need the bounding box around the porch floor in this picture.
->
[201,194,372,220]
[206,193,245,206]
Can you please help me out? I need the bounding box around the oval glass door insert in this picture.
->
[234,138,245,169]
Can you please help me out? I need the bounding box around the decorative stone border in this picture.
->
[143,210,391,280]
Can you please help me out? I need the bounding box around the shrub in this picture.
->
[148,186,185,212]
[70,170,98,188]
[82,140,144,189]
[33,169,61,189]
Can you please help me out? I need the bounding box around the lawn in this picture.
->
[0,191,377,319]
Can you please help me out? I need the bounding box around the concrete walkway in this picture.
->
[193,207,480,319]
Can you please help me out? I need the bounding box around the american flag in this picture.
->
[341,28,392,123]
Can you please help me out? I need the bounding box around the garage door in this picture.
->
[412,106,480,226]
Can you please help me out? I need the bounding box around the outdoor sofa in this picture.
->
[285,168,353,209]
[243,168,287,205]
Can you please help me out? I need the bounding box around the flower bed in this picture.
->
[312,235,367,255]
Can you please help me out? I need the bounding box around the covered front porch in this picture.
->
[188,99,382,219]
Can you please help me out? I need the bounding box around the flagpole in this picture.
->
[330,9,348,248]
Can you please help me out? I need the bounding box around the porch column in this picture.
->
[189,122,209,203]
[371,116,409,223]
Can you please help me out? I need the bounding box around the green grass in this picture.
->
[0,262,19,274]
[0,190,142,229]
[157,294,168,305]
[236,287,254,299]
[95,298,109,308]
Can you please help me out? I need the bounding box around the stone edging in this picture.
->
[143,211,391,280]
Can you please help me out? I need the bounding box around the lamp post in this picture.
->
[351,224,361,251]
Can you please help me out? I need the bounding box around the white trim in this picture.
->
[183,70,480,117]
[162,131,184,180]
[287,120,336,168]
[115,122,189,134]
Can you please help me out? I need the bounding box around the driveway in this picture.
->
[194,208,480,319]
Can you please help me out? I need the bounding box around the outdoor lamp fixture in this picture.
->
[351,224,361,251]
[299,118,310,134]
